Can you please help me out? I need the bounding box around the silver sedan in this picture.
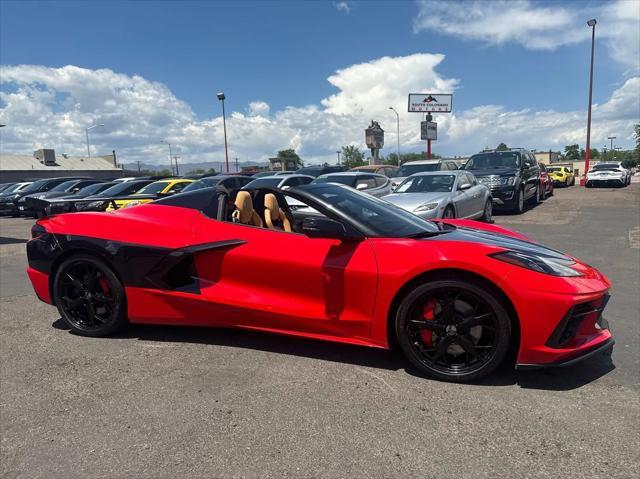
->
[381,171,492,221]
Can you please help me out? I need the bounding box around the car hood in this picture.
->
[382,192,448,210]
[430,223,569,260]
[464,168,517,178]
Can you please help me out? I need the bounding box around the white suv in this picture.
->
[586,162,630,188]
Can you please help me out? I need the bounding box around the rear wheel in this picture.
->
[53,254,127,337]
[395,280,512,382]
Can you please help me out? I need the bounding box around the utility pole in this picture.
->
[136,160,142,172]
[217,92,230,173]
[235,157,239,173]
[173,156,180,176]
[584,18,597,182]
[336,150,341,165]
[389,107,400,165]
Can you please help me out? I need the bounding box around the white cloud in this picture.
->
[335,2,350,14]
[414,0,639,71]
[0,58,638,166]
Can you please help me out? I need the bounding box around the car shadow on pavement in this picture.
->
[52,318,616,391]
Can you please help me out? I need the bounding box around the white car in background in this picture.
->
[389,159,460,190]
[586,162,630,187]
[311,171,392,197]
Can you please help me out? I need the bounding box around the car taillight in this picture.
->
[31,224,47,239]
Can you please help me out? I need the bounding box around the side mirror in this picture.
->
[356,183,368,190]
[302,217,357,241]
[280,185,290,191]
[459,183,472,191]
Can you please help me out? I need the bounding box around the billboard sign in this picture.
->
[421,121,437,141]
[408,93,452,113]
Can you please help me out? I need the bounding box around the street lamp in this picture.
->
[607,136,616,158]
[85,124,104,159]
[217,92,230,173]
[160,140,178,175]
[389,107,400,165]
[584,18,597,181]
[336,150,341,165]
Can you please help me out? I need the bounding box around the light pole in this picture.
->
[336,150,341,165]
[161,140,174,175]
[85,124,104,159]
[584,18,597,182]
[607,136,616,161]
[389,107,400,165]
[217,92,230,173]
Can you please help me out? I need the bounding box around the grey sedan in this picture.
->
[381,171,492,221]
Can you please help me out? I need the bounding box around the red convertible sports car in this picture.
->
[26,183,613,382]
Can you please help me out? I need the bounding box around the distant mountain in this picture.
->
[121,159,269,174]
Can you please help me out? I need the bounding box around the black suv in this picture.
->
[463,149,540,213]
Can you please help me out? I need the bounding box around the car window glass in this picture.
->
[168,182,188,194]
[357,176,377,189]
[374,176,387,187]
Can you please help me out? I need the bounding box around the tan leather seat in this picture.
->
[232,191,263,227]
[264,193,291,232]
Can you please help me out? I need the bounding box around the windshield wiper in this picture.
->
[407,229,452,239]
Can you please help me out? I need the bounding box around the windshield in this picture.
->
[2,183,25,194]
[313,175,357,187]
[395,174,455,193]
[244,177,281,189]
[311,184,440,237]
[465,152,520,170]
[296,167,322,176]
[75,183,112,196]
[49,180,80,192]
[396,163,438,177]
[183,177,221,192]
[137,181,170,195]
[98,181,147,197]
[20,179,55,193]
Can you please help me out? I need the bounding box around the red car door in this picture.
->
[191,217,378,344]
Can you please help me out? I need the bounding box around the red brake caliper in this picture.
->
[420,299,438,346]
[98,276,110,294]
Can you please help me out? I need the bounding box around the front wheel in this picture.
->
[512,188,524,214]
[480,199,492,223]
[53,254,127,337]
[395,280,512,382]
[442,205,456,219]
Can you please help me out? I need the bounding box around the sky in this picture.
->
[0,0,638,166]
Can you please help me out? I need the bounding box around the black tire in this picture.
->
[512,187,524,214]
[395,279,512,382]
[442,205,456,219]
[480,199,493,223]
[53,254,127,337]
[531,184,542,205]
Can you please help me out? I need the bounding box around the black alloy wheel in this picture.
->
[54,254,127,336]
[395,280,511,382]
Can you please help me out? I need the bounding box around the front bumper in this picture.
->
[489,186,517,209]
[516,337,614,370]
[0,202,18,215]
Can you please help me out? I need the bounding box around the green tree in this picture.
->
[496,142,509,151]
[634,124,640,162]
[340,145,366,168]
[277,148,303,167]
[207,167,217,174]
[564,144,580,161]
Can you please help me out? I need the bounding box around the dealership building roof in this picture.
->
[0,149,123,181]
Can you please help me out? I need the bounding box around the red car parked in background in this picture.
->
[538,163,554,199]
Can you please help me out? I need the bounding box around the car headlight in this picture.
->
[489,251,582,277]
[77,200,109,210]
[414,202,439,212]
[498,177,516,186]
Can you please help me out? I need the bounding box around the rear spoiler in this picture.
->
[25,195,158,217]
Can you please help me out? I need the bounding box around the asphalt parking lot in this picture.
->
[1,183,639,478]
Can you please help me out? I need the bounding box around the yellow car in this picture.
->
[546,166,575,187]
[109,178,194,210]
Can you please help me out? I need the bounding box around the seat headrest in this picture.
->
[234,191,254,224]
[264,193,280,220]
